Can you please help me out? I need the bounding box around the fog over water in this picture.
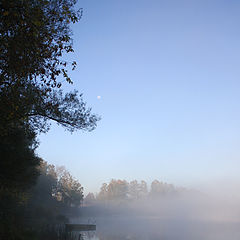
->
[73,186,240,240]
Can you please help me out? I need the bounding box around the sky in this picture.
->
[38,0,240,194]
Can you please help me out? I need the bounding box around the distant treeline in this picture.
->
[79,180,193,218]
[84,179,188,206]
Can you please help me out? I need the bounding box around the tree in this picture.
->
[150,180,176,198]
[0,0,99,189]
[139,180,148,198]
[84,193,96,206]
[0,124,40,198]
[0,0,80,87]
[27,160,59,225]
[97,180,129,202]
[129,180,141,200]
[56,166,84,207]
[0,0,98,236]
[97,183,108,201]
[27,160,84,227]
[0,124,40,239]
[128,180,148,200]
[0,0,99,133]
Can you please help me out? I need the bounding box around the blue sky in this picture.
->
[38,0,240,193]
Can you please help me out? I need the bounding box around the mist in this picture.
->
[73,180,240,240]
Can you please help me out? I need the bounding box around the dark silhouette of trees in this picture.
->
[0,0,99,195]
[0,125,39,196]
[1,0,80,88]
[0,0,99,134]
[28,160,84,224]
[0,160,83,239]
[0,0,99,238]
[0,124,40,239]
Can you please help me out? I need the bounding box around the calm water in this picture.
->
[73,217,240,240]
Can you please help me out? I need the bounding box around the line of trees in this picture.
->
[84,179,186,206]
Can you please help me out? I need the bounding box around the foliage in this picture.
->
[129,180,148,200]
[30,160,84,212]
[0,123,40,239]
[150,180,176,197]
[0,124,40,196]
[0,0,99,133]
[56,165,84,207]
[97,180,128,202]
[0,159,84,239]
[84,193,96,206]
[0,80,99,135]
[0,0,81,88]
[0,0,97,238]
[95,179,180,204]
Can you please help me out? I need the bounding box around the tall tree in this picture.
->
[0,0,99,189]
[97,183,108,201]
[107,179,128,201]
[97,180,129,202]
[56,166,84,207]
[0,0,99,237]
[0,124,40,239]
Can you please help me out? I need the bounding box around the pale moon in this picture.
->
[97,96,101,100]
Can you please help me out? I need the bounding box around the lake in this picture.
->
[73,217,240,240]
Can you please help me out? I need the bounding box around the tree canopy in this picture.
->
[0,0,80,87]
[0,0,99,133]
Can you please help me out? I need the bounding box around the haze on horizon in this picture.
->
[37,0,240,193]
